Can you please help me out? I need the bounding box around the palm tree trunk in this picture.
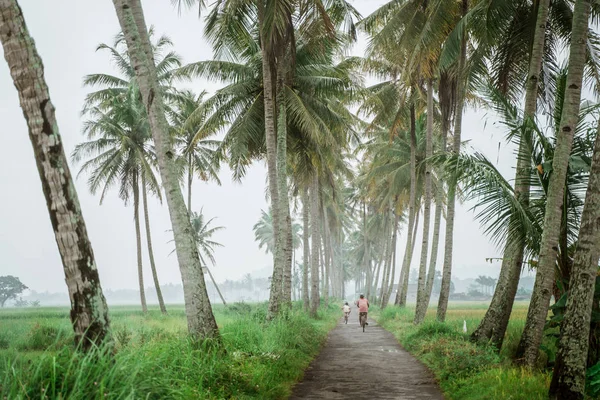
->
[437,0,468,321]
[549,120,600,399]
[255,4,284,319]
[425,188,443,303]
[415,78,435,324]
[133,174,148,314]
[310,175,321,316]
[517,0,591,367]
[385,214,399,306]
[380,208,394,307]
[112,0,219,339]
[302,187,310,311]
[472,0,550,348]
[187,152,193,215]
[205,266,227,306]
[396,104,418,307]
[282,205,293,305]
[0,0,110,349]
[379,220,391,305]
[141,174,167,315]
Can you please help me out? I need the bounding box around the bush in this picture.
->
[18,323,70,351]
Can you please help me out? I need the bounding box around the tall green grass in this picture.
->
[375,304,551,400]
[0,302,338,399]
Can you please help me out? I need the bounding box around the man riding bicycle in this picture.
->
[356,294,369,329]
[342,302,351,324]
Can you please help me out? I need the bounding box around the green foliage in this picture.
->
[586,362,600,398]
[0,304,337,399]
[375,304,549,400]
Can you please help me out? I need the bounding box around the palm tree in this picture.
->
[189,209,227,306]
[169,90,222,214]
[111,0,220,339]
[0,0,111,349]
[253,209,302,258]
[73,85,164,314]
[517,0,593,371]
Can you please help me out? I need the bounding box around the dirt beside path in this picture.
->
[289,316,444,399]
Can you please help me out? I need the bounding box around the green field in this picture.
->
[374,302,554,400]
[0,303,338,399]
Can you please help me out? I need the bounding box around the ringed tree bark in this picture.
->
[112,0,219,339]
[415,78,435,324]
[516,0,591,366]
[550,118,600,398]
[437,0,468,321]
[471,0,551,349]
[0,0,110,349]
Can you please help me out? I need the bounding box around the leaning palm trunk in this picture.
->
[437,3,468,321]
[472,0,550,348]
[205,266,227,306]
[517,0,591,367]
[310,175,321,317]
[133,174,148,314]
[0,0,110,349]
[415,78,435,324]
[112,0,219,339]
[302,187,310,310]
[396,104,418,307]
[550,120,600,399]
[380,208,394,307]
[141,175,167,314]
[382,212,399,308]
[379,219,391,305]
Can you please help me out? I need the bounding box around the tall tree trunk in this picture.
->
[425,188,443,303]
[310,175,321,317]
[205,266,227,306]
[379,218,391,305]
[0,0,110,349]
[550,118,600,399]
[187,152,193,215]
[112,0,219,339]
[322,209,330,306]
[415,78,435,324]
[386,216,399,306]
[255,3,284,319]
[472,0,550,348]
[517,0,591,366]
[133,174,148,314]
[282,204,293,305]
[396,104,418,307]
[141,174,167,315]
[383,211,399,308]
[302,187,310,311]
[437,0,468,321]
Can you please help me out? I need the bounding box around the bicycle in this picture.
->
[359,312,368,332]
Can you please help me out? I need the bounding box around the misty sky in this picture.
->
[0,0,522,294]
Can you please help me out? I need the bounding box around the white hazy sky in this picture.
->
[0,0,520,294]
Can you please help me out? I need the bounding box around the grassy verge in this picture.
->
[373,304,551,400]
[0,302,338,399]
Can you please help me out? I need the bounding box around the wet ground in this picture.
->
[289,316,444,399]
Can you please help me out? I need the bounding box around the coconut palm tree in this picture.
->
[169,90,222,214]
[111,0,220,339]
[188,209,227,306]
[0,0,111,350]
[72,85,165,314]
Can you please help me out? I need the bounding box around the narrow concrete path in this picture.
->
[290,316,444,399]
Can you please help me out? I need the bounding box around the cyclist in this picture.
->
[356,294,369,329]
[342,302,351,324]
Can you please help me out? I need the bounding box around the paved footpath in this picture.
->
[289,317,445,399]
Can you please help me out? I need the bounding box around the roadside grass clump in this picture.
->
[374,303,549,400]
[0,302,337,399]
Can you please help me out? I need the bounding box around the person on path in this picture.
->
[342,302,351,323]
[355,294,369,327]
